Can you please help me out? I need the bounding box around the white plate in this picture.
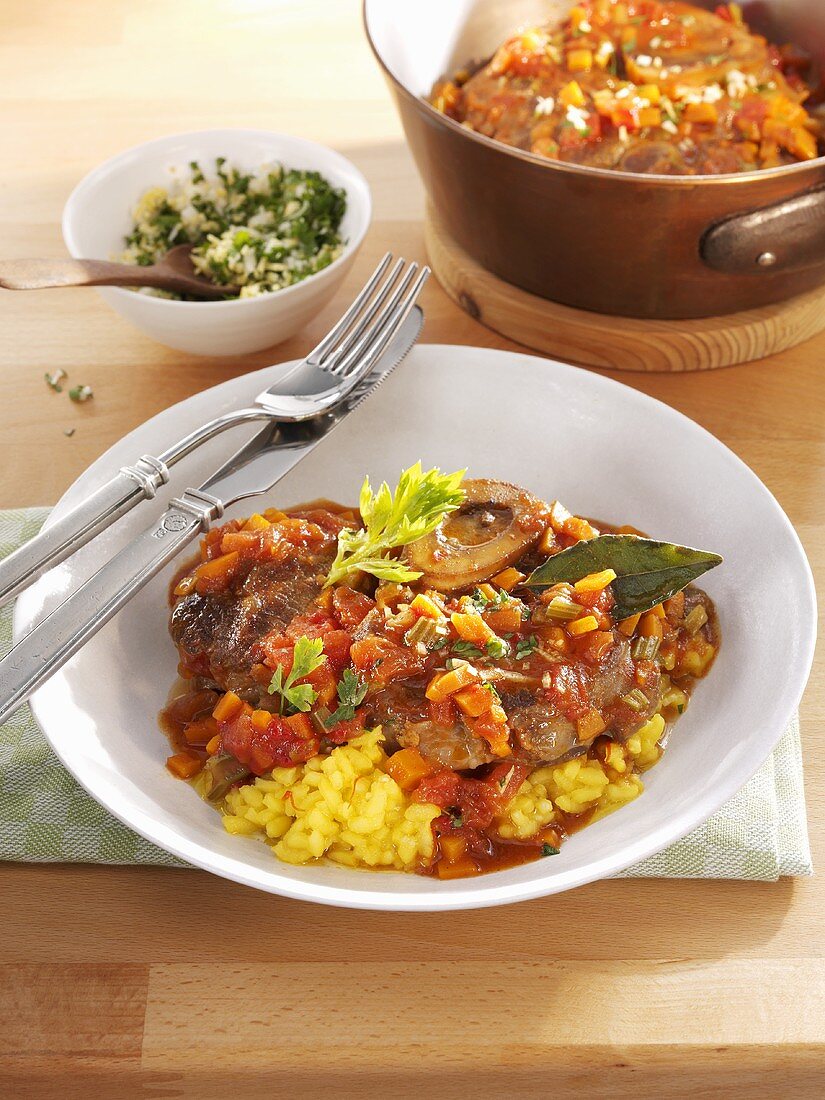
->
[15,346,816,911]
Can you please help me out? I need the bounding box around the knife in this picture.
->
[0,306,422,724]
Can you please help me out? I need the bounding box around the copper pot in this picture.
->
[365,0,825,319]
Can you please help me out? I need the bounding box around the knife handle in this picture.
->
[0,488,222,725]
[0,456,170,609]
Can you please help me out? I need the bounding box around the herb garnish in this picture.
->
[325,463,466,586]
[44,369,66,393]
[267,636,325,714]
[541,843,560,857]
[485,636,510,660]
[69,385,94,403]
[470,587,510,611]
[324,668,368,728]
[516,635,539,660]
[452,641,484,661]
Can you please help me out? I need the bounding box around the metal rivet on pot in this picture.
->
[757,251,777,267]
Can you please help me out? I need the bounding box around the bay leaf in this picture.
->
[523,534,722,621]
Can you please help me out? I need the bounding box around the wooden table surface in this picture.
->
[1,2,823,1096]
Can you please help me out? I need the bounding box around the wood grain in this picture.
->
[0,0,823,1095]
[425,202,825,372]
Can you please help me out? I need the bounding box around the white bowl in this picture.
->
[62,129,372,357]
[15,346,816,910]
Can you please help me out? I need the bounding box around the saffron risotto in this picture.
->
[221,684,683,870]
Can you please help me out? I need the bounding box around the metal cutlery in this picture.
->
[0,300,424,724]
[0,253,427,608]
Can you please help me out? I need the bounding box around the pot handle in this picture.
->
[701,185,825,275]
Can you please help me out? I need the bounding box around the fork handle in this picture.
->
[0,456,170,608]
[0,489,222,725]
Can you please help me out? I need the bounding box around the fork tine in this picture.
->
[332,264,429,384]
[321,257,407,374]
[305,252,393,367]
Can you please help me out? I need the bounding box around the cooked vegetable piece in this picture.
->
[525,535,722,620]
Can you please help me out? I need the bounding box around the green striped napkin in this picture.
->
[0,508,812,878]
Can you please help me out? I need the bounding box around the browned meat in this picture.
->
[171,545,334,694]
[399,719,495,771]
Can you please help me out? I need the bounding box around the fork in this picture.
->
[0,253,428,607]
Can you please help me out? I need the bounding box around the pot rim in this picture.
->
[363,0,825,188]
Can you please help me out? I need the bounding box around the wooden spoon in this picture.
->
[0,245,238,300]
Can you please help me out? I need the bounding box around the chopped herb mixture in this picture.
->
[122,158,347,299]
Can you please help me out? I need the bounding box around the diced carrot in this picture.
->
[173,572,198,597]
[314,587,335,610]
[213,690,244,723]
[638,106,662,128]
[183,717,218,745]
[684,102,718,125]
[538,525,557,555]
[454,684,495,718]
[386,748,437,792]
[564,516,598,541]
[425,663,479,701]
[285,713,316,740]
[567,48,593,73]
[638,612,664,640]
[576,709,606,741]
[243,513,271,532]
[637,83,661,104]
[251,709,272,732]
[436,855,479,879]
[263,508,288,522]
[491,567,525,592]
[451,611,496,646]
[195,551,241,593]
[439,835,467,862]
[469,707,511,756]
[568,615,599,635]
[205,734,222,756]
[559,80,586,107]
[569,4,589,30]
[573,569,617,594]
[476,583,498,601]
[618,613,641,636]
[410,593,444,620]
[166,752,202,779]
[485,603,523,634]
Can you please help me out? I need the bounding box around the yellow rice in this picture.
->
[221,706,679,870]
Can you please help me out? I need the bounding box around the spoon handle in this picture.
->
[0,257,160,290]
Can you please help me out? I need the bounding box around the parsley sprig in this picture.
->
[325,463,466,586]
[324,669,368,728]
[267,636,325,714]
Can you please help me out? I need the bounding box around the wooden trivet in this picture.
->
[424,202,825,372]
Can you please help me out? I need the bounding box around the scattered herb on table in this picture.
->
[44,369,67,392]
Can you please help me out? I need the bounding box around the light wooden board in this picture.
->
[425,202,825,372]
[0,1,823,1096]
